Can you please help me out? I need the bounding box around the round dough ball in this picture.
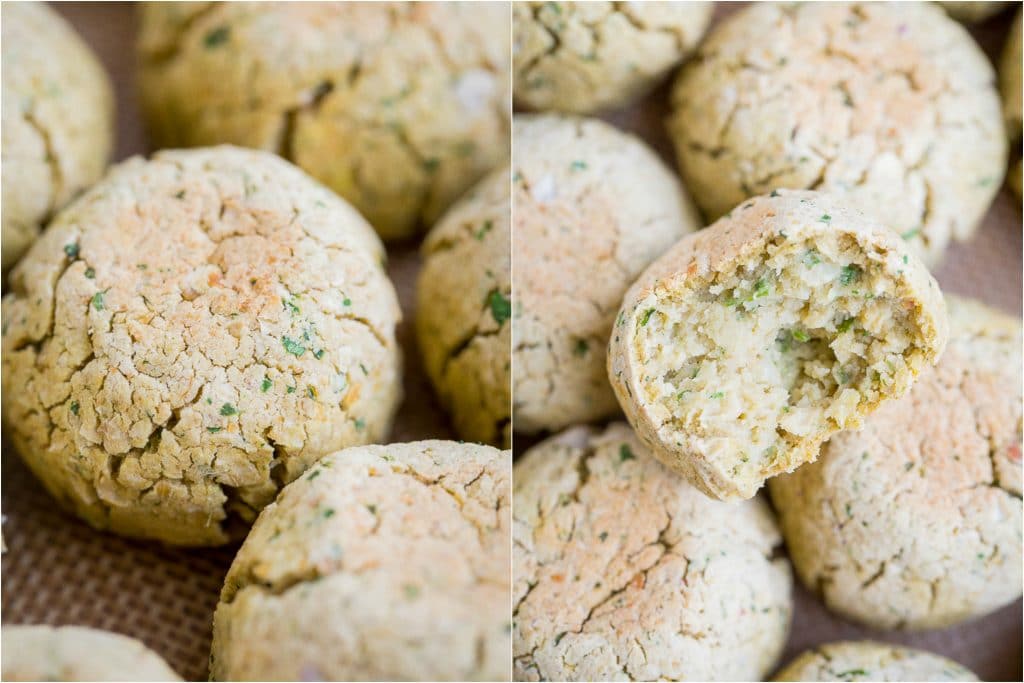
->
[609,190,949,501]
[669,1,1006,265]
[514,423,792,681]
[2,2,114,272]
[513,114,701,434]
[938,1,1008,23]
[1,625,181,682]
[211,440,510,681]
[769,296,1022,630]
[1001,10,1022,197]
[513,1,713,114]
[137,2,509,242]
[417,166,511,447]
[774,641,978,682]
[1,146,402,546]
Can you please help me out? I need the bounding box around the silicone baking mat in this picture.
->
[2,3,1021,682]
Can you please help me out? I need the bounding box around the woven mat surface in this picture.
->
[2,3,1022,682]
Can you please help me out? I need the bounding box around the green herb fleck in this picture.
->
[619,444,635,462]
[709,391,725,399]
[836,670,867,679]
[802,250,821,267]
[287,385,296,394]
[64,243,79,259]
[282,336,306,357]
[837,317,855,333]
[569,160,587,172]
[422,158,440,173]
[366,504,377,514]
[839,264,862,286]
[770,189,780,197]
[904,462,914,471]
[820,214,831,223]
[791,329,809,343]
[207,426,223,433]
[261,377,272,392]
[282,296,300,315]
[91,291,105,311]
[640,308,656,326]
[354,418,366,431]
[174,190,186,200]
[901,228,920,240]
[322,507,335,518]
[84,267,96,279]
[598,531,608,542]
[204,26,230,48]
[475,220,493,241]
[573,338,588,357]
[403,584,420,599]
[314,349,325,359]
[343,297,352,307]
[902,254,909,265]
[307,385,317,399]
[308,470,321,480]
[220,403,237,416]
[752,279,770,299]
[488,290,511,326]
[70,401,79,415]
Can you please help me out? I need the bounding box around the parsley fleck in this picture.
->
[569,160,587,172]
[836,669,867,679]
[70,400,79,415]
[84,267,95,279]
[314,349,325,359]
[282,336,306,357]
[64,243,79,259]
[308,470,321,480]
[286,385,296,394]
[619,444,635,462]
[573,338,588,356]
[404,584,420,599]
[839,264,862,286]
[204,26,230,48]
[640,308,656,326]
[752,278,770,299]
[354,418,366,431]
[174,190,186,199]
[900,228,920,240]
[709,391,725,399]
[599,531,608,542]
[343,297,352,307]
[820,214,831,223]
[91,291,105,311]
[837,317,855,333]
[475,220,493,241]
[307,385,317,399]
[207,426,223,433]
[322,507,335,518]
[802,249,821,267]
[791,329,809,343]
[488,290,511,325]
[220,403,237,416]
[770,189,780,197]
[282,296,300,315]
[261,377,272,392]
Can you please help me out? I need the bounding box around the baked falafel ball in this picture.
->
[769,296,1021,630]
[211,441,510,681]
[2,2,114,272]
[774,641,978,682]
[137,1,510,241]
[417,166,511,447]
[1,146,402,546]
[513,114,701,434]
[514,423,792,681]
[669,1,1006,265]
[1,625,181,682]
[513,1,713,113]
[608,191,948,500]
[1001,9,1022,196]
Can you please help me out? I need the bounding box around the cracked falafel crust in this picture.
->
[608,191,948,501]
[513,114,701,434]
[769,296,1022,630]
[1,625,182,682]
[1,2,114,272]
[773,641,978,682]
[210,440,510,681]
[1,146,402,546]
[137,1,509,241]
[417,165,511,447]
[513,423,792,682]
[513,1,712,114]
[668,1,1006,265]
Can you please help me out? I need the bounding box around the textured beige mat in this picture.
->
[2,3,1021,683]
